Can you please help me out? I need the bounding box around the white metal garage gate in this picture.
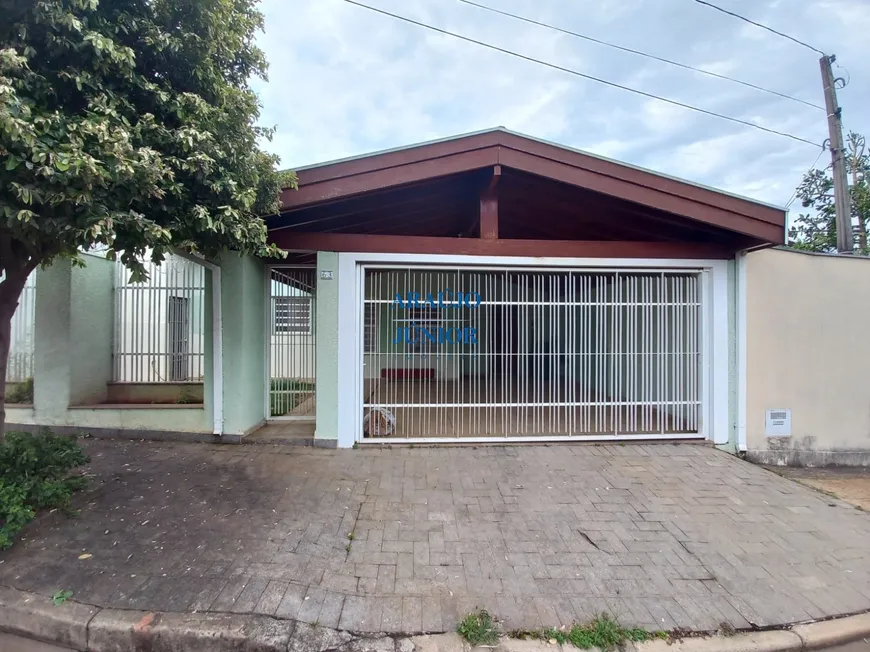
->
[360,266,704,442]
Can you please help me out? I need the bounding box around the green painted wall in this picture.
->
[69,256,114,405]
[33,255,113,415]
[33,260,73,418]
[214,253,266,435]
[315,252,339,440]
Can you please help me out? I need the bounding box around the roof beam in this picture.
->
[480,165,501,240]
[268,231,732,259]
[280,148,499,209]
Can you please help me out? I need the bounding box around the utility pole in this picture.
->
[820,54,853,254]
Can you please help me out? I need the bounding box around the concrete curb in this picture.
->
[791,612,870,650]
[0,586,98,650]
[629,630,803,652]
[625,613,870,652]
[88,609,294,652]
[1,585,869,652]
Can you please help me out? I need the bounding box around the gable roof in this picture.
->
[278,127,786,245]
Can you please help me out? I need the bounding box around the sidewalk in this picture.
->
[1,439,869,638]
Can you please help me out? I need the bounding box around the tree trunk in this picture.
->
[0,310,10,442]
[0,272,30,443]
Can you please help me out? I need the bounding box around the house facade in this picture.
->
[10,129,863,463]
[267,129,781,449]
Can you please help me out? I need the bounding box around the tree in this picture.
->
[0,0,295,438]
[788,132,870,254]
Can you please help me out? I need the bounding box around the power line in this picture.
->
[456,0,823,111]
[342,0,821,148]
[785,145,828,209]
[692,0,826,56]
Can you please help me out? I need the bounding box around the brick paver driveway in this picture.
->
[2,440,869,634]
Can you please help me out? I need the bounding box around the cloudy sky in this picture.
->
[251,0,869,211]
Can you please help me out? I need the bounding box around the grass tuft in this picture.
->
[457,610,499,646]
[508,613,662,650]
[567,615,654,650]
[52,589,73,605]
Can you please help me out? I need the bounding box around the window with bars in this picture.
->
[167,296,190,381]
[274,296,312,334]
[364,304,379,353]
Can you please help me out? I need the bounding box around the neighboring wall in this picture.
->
[745,247,870,466]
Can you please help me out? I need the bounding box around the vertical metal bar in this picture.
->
[129,266,135,382]
[130,267,136,382]
[679,275,685,431]
[536,274,542,434]
[615,272,621,435]
[485,271,490,436]
[539,274,544,435]
[151,260,157,381]
[632,274,638,433]
[674,275,680,431]
[567,272,573,436]
[649,274,655,433]
[656,273,663,434]
[695,273,700,431]
[630,273,635,434]
[583,274,589,434]
[669,275,674,432]
[521,273,527,435]
[136,266,143,382]
[594,274,600,433]
[113,265,120,381]
[555,274,561,434]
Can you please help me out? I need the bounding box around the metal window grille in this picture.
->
[362,267,702,440]
[5,270,37,382]
[274,296,312,334]
[113,257,205,382]
[167,296,191,381]
[269,268,316,418]
[363,304,378,353]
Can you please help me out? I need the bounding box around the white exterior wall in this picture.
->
[744,247,870,465]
